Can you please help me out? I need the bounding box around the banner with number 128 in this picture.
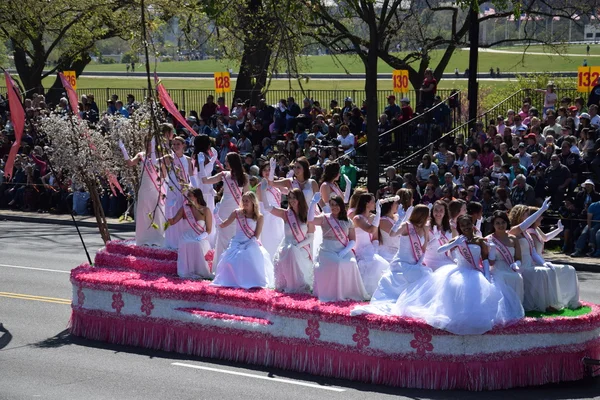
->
[214,72,231,93]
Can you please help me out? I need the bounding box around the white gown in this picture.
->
[528,231,581,309]
[377,217,400,263]
[293,178,321,260]
[351,226,431,316]
[190,150,217,246]
[214,171,243,268]
[394,244,525,335]
[422,229,455,271]
[354,216,390,297]
[488,242,525,304]
[134,153,165,247]
[212,217,274,289]
[313,218,367,302]
[259,186,285,260]
[177,220,212,279]
[273,220,313,293]
[165,155,191,249]
[518,236,561,311]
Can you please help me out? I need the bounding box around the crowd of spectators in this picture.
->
[380,86,600,256]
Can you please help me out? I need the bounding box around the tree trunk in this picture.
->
[12,44,45,97]
[85,177,111,244]
[365,44,380,195]
[232,0,273,106]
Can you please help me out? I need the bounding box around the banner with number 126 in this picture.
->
[214,72,231,93]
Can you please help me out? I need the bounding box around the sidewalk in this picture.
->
[544,251,600,273]
[0,210,134,231]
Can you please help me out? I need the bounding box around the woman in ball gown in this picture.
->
[526,210,579,309]
[202,152,248,268]
[119,135,166,247]
[351,193,390,297]
[211,191,274,289]
[167,188,212,279]
[351,205,432,316]
[319,162,351,212]
[394,215,524,335]
[269,156,321,259]
[376,196,401,263]
[261,183,314,293]
[423,200,455,271]
[191,135,219,246]
[308,193,367,302]
[486,210,525,303]
[257,162,284,260]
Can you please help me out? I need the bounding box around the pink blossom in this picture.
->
[352,326,370,349]
[140,295,154,316]
[111,292,125,314]
[410,331,434,356]
[77,287,85,307]
[305,319,320,341]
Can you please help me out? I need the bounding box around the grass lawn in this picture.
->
[525,306,592,318]
[85,46,600,75]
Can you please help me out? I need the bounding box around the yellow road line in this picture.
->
[0,292,71,305]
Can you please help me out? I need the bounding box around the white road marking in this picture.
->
[0,263,71,274]
[172,362,346,392]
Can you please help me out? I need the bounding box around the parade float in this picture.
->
[69,239,600,391]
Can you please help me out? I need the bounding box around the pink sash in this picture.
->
[329,183,343,198]
[431,227,450,256]
[523,232,535,257]
[236,211,256,239]
[173,155,190,183]
[267,186,282,206]
[527,228,543,248]
[457,241,481,271]
[407,223,424,261]
[489,235,515,265]
[292,179,301,190]
[141,156,165,205]
[183,204,206,236]
[224,172,243,205]
[286,209,312,260]
[325,215,350,247]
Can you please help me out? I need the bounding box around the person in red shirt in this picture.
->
[420,68,437,109]
[398,97,414,124]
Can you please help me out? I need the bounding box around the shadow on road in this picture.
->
[33,328,600,399]
[0,323,12,350]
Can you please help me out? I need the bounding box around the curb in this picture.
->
[545,253,600,274]
[0,213,134,232]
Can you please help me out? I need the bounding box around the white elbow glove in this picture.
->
[343,174,352,203]
[403,206,414,222]
[518,197,550,232]
[476,217,482,233]
[543,261,556,270]
[438,235,466,254]
[372,200,382,227]
[196,232,208,241]
[510,260,521,272]
[482,260,492,282]
[338,240,355,258]
[391,218,403,233]
[372,240,380,250]
[531,248,546,266]
[118,140,130,160]
[286,169,295,178]
[268,157,276,181]
[545,221,564,241]
[308,192,321,222]
[295,233,314,248]
[260,180,273,213]
[487,242,496,261]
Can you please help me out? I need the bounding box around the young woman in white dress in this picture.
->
[269,156,320,258]
[212,191,274,289]
[352,205,431,315]
[423,200,455,271]
[167,188,213,279]
[119,136,166,247]
[191,135,219,246]
[508,201,564,312]
[161,136,193,250]
[487,210,525,303]
[203,152,249,268]
[319,162,351,212]
[257,161,284,260]
[448,199,467,236]
[377,196,401,263]
[347,187,368,220]
[527,207,580,309]
[308,194,367,302]
[261,184,314,293]
[394,215,524,335]
[352,193,391,297]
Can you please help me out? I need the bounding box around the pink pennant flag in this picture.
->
[154,73,197,136]
[3,70,25,180]
[58,72,80,117]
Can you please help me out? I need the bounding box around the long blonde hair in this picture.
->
[348,187,368,210]
[509,204,530,226]
[241,191,261,221]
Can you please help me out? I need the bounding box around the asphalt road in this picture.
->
[1,220,599,400]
